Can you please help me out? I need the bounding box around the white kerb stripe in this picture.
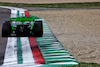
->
[50,62,78,65]
[21,37,35,64]
[3,37,17,65]
[11,9,17,18]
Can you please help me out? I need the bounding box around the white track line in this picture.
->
[47,59,76,61]
[50,62,78,65]
[0,6,26,18]
[0,6,26,11]
[3,37,17,65]
[45,55,74,58]
[2,63,42,67]
[21,37,35,64]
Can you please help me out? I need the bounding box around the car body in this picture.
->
[2,17,43,37]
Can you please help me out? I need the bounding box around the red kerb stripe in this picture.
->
[29,37,45,64]
[25,10,29,18]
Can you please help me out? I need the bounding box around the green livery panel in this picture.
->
[9,17,35,22]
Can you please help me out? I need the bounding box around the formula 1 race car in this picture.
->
[2,17,43,37]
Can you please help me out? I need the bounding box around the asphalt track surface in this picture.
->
[0,8,10,65]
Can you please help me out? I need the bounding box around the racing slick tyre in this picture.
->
[32,21,43,37]
[2,21,11,37]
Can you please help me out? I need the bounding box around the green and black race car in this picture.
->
[2,17,43,37]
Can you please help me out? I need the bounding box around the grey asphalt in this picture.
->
[0,8,10,66]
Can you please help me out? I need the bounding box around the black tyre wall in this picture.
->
[33,21,43,37]
[2,21,11,37]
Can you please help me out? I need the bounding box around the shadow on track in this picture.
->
[0,8,10,66]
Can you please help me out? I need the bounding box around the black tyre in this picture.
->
[32,21,43,37]
[2,21,11,37]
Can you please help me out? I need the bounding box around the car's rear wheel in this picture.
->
[2,21,11,37]
[32,21,43,37]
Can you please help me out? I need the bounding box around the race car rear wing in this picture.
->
[9,17,35,22]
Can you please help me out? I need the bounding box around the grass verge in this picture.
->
[63,62,100,67]
[0,2,100,8]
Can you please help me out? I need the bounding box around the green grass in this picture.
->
[0,2,100,8]
[63,62,100,67]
